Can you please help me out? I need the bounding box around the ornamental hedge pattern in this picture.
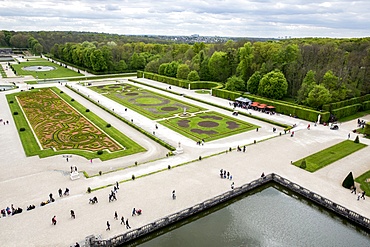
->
[17,88,122,152]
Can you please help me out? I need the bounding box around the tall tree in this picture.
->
[176,64,190,79]
[236,42,254,82]
[297,70,317,104]
[247,71,262,94]
[258,70,288,99]
[307,84,332,109]
[225,76,245,91]
[208,51,229,82]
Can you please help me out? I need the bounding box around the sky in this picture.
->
[0,0,369,38]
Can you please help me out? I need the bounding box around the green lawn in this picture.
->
[355,171,370,197]
[160,111,258,142]
[293,140,367,172]
[339,110,370,122]
[11,59,82,79]
[90,83,206,120]
[6,87,145,160]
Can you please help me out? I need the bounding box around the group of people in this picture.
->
[220,169,232,180]
[0,119,9,125]
[1,204,22,217]
[107,210,133,231]
[351,186,366,200]
[109,182,119,202]
[236,145,247,152]
[196,139,205,145]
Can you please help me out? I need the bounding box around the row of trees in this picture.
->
[1,30,370,109]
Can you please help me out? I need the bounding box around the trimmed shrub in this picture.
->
[342,172,354,189]
[87,187,91,193]
[19,127,26,132]
[97,150,103,155]
[332,104,362,120]
[365,123,370,137]
[354,135,360,143]
[132,174,135,180]
[86,109,90,112]
[99,171,102,176]
[60,91,63,94]
[135,161,138,166]
[199,156,202,160]
[300,160,307,169]
[13,111,18,115]
[71,99,75,102]
[168,165,171,170]
[106,123,111,128]
[9,100,13,103]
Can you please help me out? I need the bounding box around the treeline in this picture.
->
[51,37,370,110]
[1,30,370,110]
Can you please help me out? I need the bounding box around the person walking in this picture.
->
[351,186,356,194]
[58,188,63,197]
[121,216,125,225]
[361,191,366,200]
[52,216,57,225]
[357,192,361,201]
[116,181,119,190]
[114,211,118,220]
[106,221,110,231]
[70,210,75,219]
[231,182,235,189]
[132,208,136,216]
[126,219,131,229]
[172,190,176,200]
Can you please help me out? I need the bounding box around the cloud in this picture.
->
[0,0,369,38]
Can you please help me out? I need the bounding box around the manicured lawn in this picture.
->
[194,90,210,94]
[293,140,367,172]
[6,87,145,160]
[90,83,206,120]
[355,171,370,196]
[11,59,82,79]
[160,111,258,142]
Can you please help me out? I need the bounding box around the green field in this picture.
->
[7,87,145,160]
[11,59,82,79]
[293,140,367,172]
[160,111,258,141]
[90,83,205,120]
[355,171,370,197]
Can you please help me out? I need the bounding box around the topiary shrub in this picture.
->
[13,111,18,115]
[106,123,111,128]
[99,171,102,176]
[71,99,75,102]
[97,150,103,155]
[300,159,307,169]
[135,161,138,166]
[86,109,90,112]
[87,187,91,193]
[168,165,171,170]
[60,91,63,94]
[19,127,25,132]
[132,174,135,180]
[354,135,360,143]
[199,156,202,161]
[9,100,13,103]
[342,172,354,189]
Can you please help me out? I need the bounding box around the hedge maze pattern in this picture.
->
[91,84,205,119]
[17,89,122,152]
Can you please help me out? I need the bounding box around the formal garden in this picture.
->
[90,83,258,141]
[293,140,367,172]
[7,87,145,160]
[10,58,82,79]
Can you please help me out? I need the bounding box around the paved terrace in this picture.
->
[0,77,369,246]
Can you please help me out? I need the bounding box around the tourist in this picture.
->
[136,209,142,215]
[114,211,118,220]
[361,191,366,200]
[121,216,125,225]
[231,182,234,189]
[132,208,136,216]
[348,133,350,139]
[58,188,63,197]
[116,181,119,190]
[229,175,233,180]
[227,171,230,179]
[172,190,176,200]
[74,243,80,247]
[52,216,57,225]
[49,193,54,202]
[243,146,246,152]
[351,186,356,194]
[64,188,69,196]
[261,172,265,178]
[357,192,361,201]
[126,219,131,229]
[307,124,310,130]
[106,221,110,231]
[70,210,75,219]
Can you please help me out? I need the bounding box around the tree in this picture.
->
[116,60,128,72]
[297,70,317,104]
[300,160,307,169]
[247,71,262,94]
[145,59,161,73]
[129,52,146,70]
[208,51,229,82]
[354,135,360,143]
[258,70,288,99]
[187,70,200,81]
[164,61,179,77]
[225,76,245,91]
[342,172,354,189]
[306,84,332,109]
[236,42,254,82]
[158,63,168,75]
[176,64,190,79]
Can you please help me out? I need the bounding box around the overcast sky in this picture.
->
[0,0,369,38]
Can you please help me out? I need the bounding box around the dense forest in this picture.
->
[1,30,370,109]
